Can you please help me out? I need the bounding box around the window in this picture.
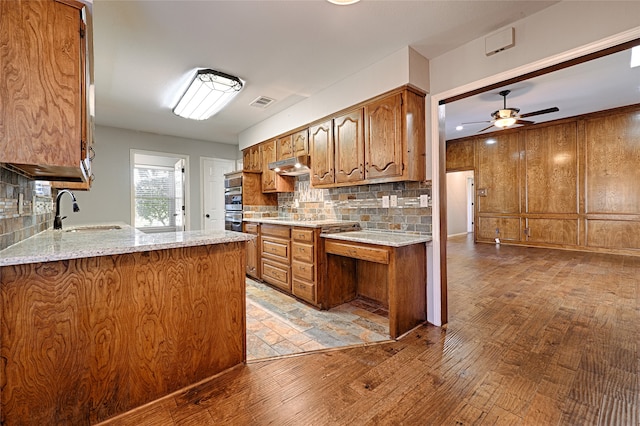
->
[132,151,186,233]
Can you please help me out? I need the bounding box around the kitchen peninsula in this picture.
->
[0,225,251,425]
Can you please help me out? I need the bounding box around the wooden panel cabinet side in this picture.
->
[242,172,278,207]
[364,93,404,180]
[525,122,578,214]
[0,0,89,181]
[476,132,521,214]
[585,111,640,214]
[310,120,335,187]
[334,108,365,184]
[446,139,475,172]
[402,89,426,181]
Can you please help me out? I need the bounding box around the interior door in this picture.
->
[202,158,236,231]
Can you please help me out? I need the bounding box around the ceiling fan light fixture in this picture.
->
[173,69,243,120]
[494,117,516,128]
[327,0,360,5]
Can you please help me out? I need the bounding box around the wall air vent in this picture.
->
[250,96,275,108]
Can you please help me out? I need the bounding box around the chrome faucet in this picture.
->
[54,190,80,230]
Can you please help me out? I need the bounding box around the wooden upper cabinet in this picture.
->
[334,109,365,184]
[261,141,278,191]
[309,120,334,187]
[291,129,309,157]
[261,141,294,193]
[243,145,261,172]
[0,0,93,185]
[365,93,404,180]
[446,139,475,171]
[276,134,294,161]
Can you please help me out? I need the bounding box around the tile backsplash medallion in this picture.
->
[245,174,432,235]
[0,167,54,250]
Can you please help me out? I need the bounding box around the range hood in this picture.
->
[268,155,310,176]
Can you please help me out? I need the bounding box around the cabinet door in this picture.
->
[292,129,309,157]
[243,145,261,172]
[334,109,365,184]
[0,0,90,181]
[365,93,404,180]
[277,134,293,161]
[261,141,277,192]
[309,120,334,186]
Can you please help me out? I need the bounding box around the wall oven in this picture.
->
[224,171,243,231]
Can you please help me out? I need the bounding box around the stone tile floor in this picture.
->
[246,278,391,361]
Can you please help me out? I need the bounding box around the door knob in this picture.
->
[205,214,210,218]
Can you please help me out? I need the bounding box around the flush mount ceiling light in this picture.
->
[173,69,243,120]
[327,0,360,5]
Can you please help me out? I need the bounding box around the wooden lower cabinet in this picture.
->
[260,224,291,292]
[291,227,317,304]
[244,222,260,279]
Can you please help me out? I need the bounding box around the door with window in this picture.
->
[132,151,188,233]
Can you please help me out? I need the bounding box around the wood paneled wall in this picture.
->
[446,103,640,256]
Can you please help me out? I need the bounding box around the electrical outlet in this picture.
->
[382,195,390,208]
[18,193,24,214]
[419,194,429,207]
[390,195,397,207]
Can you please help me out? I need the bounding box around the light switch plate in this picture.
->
[419,194,428,207]
[390,195,398,207]
[18,193,24,215]
[382,195,390,208]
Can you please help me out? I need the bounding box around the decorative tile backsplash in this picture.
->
[245,174,432,235]
[0,167,54,250]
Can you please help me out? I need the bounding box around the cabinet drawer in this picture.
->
[292,260,315,282]
[292,279,316,304]
[261,260,290,291]
[261,224,291,239]
[244,222,259,234]
[292,242,314,263]
[261,237,290,262]
[292,228,314,242]
[325,240,389,264]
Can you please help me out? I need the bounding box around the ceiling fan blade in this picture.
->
[515,119,535,125]
[519,107,559,118]
[477,124,496,133]
[461,120,492,125]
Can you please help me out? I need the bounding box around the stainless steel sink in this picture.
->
[65,225,123,232]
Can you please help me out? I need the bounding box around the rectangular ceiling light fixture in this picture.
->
[173,69,243,120]
[631,46,640,68]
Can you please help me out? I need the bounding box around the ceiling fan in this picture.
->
[464,89,559,133]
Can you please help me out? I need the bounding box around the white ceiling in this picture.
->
[445,46,640,140]
[93,0,560,145]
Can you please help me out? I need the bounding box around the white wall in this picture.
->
[238,46,430,150]
[65,125,239,230]
[430,1,640,95]
[446,171,473,236]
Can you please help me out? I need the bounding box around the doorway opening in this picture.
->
[446,170,474,237]
[201,157,236,231]
[130,150,189,233]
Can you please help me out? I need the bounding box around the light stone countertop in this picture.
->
[243,218,359,229]
[0,224,253,267]
[321,230,432,247]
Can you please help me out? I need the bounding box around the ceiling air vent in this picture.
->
[250,96,275,108]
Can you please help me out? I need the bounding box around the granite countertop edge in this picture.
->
[0,225,252,267]
[320,230,432,247]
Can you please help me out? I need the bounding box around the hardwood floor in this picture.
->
[99,235,639,425]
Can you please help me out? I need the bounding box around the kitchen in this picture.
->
[2,0,640,424]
